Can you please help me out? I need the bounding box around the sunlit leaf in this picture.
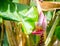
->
[0,2,38,35]
[0,3,29,22]
[21,7,38,34]
[0,11,20,22]
[13,0,19,3]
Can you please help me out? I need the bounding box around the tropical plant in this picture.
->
[0,0,60,46]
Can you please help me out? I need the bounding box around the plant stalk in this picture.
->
[45,14,59,46]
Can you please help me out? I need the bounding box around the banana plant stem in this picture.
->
[45,14,59,46]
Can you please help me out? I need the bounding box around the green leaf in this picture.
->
[13,0,19,3]
[0,2,8,12]
[0,1,38,34]
[0,11,20,22]
[55,26,60,40]
[0,3,29,22]
[22,20,34,34]
[21,7,38,34]
[10,3,15,12]
[0,2,18,21]
[45,11,53,21]
[17,3,29,12]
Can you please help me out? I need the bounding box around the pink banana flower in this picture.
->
[32,11,47,35]
[32,0,47,46]
[32,0,47,35]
